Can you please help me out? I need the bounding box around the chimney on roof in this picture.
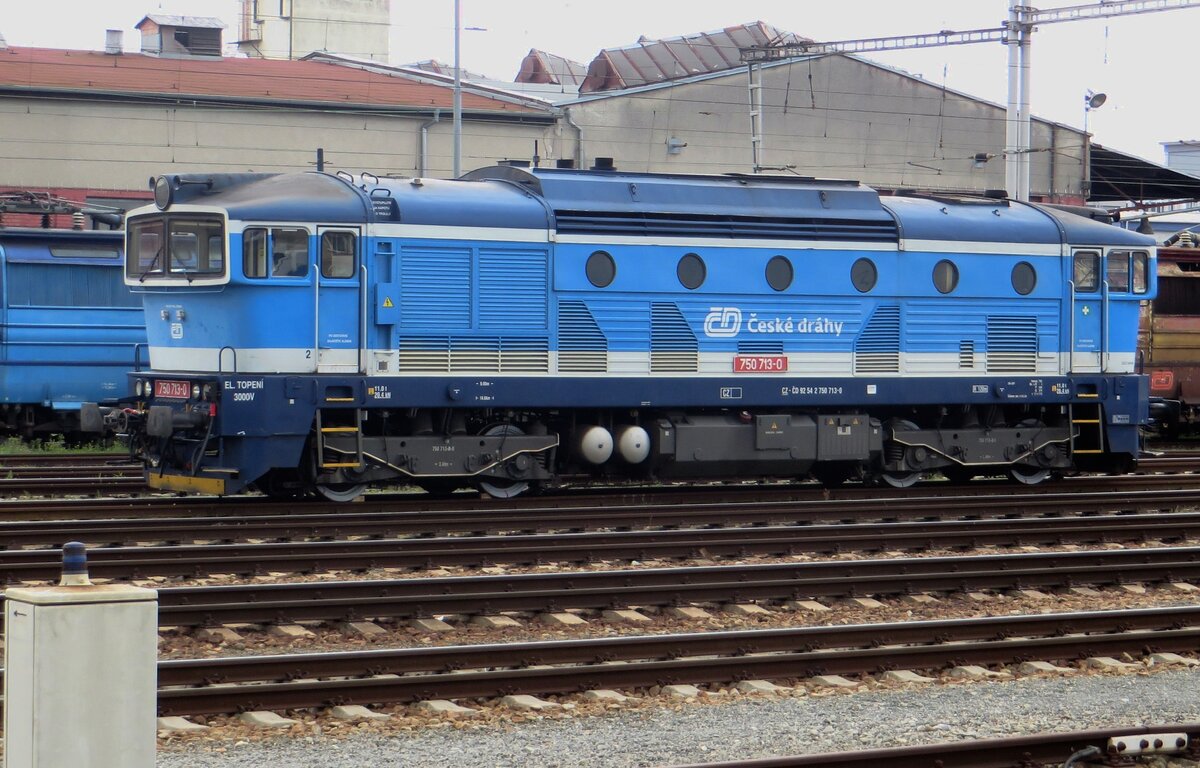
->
[0,31,7,50]
[105,29,123,55]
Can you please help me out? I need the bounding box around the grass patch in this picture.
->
[0,437,124,455]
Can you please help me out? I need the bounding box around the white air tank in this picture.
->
[616,425,651,464]
[576,425,614,464]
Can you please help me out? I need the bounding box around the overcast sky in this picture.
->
[3,0,1197,164]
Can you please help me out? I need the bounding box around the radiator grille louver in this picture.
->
[986,316,1038,373]
[738,339,784,354]
[553,210,898,241]
[479,249,548,330]
[557,300,608,372]
[854,305,900,373]
[651,302,698,372]
[400,247,470,328]
[959,339,976,369]
[399,336,549,372]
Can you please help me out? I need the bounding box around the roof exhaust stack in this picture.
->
[105,29,123,55]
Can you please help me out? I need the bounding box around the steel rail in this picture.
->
[137,547,1200,628]
[5,523,1200,583]
[5,486,1200,549]
[2,506,1199,551]
[144,605,1200,714]
[2,472,1200,522]
[0,456,1195,504]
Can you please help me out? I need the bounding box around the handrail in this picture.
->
[1101,276,1110,373]
[132,342,148,373]
[359,262,367,375]
[1068,278,1076,373]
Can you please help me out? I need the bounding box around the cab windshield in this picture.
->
[127,214,225,281]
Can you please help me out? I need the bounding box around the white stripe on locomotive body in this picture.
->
[145,348,1139,377]
[900,239,1064,257]
[552,233,897,251]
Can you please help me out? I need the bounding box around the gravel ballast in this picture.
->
[156,667,1200,767]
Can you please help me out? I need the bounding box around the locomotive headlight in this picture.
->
[135,379,145,397]
[192,384,202,400]
[153,175,174,210]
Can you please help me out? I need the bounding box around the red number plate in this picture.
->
[154,379,191,399]
[734,355,788,373]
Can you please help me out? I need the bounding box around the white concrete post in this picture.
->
[4,542,157,768]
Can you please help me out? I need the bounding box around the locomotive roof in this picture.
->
[155,167,1156,249]
[0,227,123,266]
[879,193,1155,248]
[158,171,552,230]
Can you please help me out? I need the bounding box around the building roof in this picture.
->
[515,50,587,88]
[580,21,806,93]
[135,15,226,30]
[1089,144,1200,203]
[401,59,492,82]
[0,46,548,115]
[304,52,557,112]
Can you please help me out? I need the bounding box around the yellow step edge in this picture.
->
[325,397,356,402]
[1072,419,1101,424]
[1073,449,1104,454]
[1077,393,1100,398]
[320,462,362,468]
[321,427,360,433]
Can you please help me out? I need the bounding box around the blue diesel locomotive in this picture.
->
[1,226,145,442]
[92,167,1155,498]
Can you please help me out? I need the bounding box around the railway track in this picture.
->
[132,605,1200,715]
[4,509,1200,583]
[0,451,1194,503]
[676,724,1200,768]
[0,453,143,495]
[5,485,1200,549]
[52,545,1200,631]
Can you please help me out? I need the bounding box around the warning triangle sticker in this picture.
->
[383,297,394,307]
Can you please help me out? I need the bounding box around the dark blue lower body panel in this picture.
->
[135,370,1147,494]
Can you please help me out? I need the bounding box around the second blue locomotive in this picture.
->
[93,166,1155,498]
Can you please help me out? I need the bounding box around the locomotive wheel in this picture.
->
[314,482,368,502]
[1008,465,1051,485]
[476,423,532,499]
[881,471,922,488]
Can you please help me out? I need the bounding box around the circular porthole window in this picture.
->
[586,250,616,288]
[766,255,793,292]
[933,259,959,294]
[677,253,706,290]
[851,258,877,293]
[1011,261,1036,295]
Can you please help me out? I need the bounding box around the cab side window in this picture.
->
[1073,251,1099,292]
[1106,251,1130,292]
[1132,251,1149,294]
[321,231,356,279]
[243,228,268,278]
[272,229,309,277]
[243,228,309,279]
